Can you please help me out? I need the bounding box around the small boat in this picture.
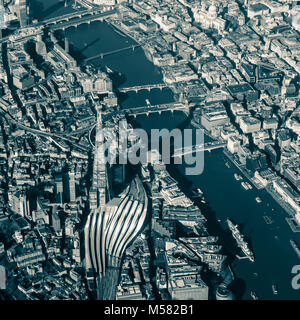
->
[245,182,253,190]
[255,197,262,203]
[197,188,204,196]
[290,239,300,258]
[105,66,114,74]
[191,187,203,199]
[234,173,242,181]
[241,182,249,190]
[250,291,258,300]
[272,284,278,295]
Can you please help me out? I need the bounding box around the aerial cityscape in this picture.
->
[0,0,299,302]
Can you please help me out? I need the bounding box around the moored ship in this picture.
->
[226,219,255,262]
[245,182,253,190]
[234,173,242,181]
[241,181,249,190]
[255,197,262,203]
[250,291,259,300]
[272,284,278,295]
[191,187,204,199]
[290,239,300,258]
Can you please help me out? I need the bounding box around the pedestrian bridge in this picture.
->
[83,44,141,63]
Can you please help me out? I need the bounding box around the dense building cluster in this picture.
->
[0,0,299,301]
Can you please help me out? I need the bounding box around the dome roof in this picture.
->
[216,284,235,300]
[208,4,217,14]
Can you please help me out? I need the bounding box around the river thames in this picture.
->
[33,1,300,300]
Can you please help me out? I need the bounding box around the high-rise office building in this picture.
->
[0,0,5,39]
[19,190,30,218]
[36,35,47,57]
[54,173,63,204]
[65,38,69,54]
[15,0,29,28]
[51,207,61,233]
[91,109,108,209]
[69,169,76,203]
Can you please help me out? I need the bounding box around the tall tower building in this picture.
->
[51,207,61,233]
[69,169,76,202]
[0,0,5,39]
[19,191,30,218]
[65,37,69,54]
[16,0,29,28]
[90,108,108,209]
[54,173,63,204]
[36,34,47,57]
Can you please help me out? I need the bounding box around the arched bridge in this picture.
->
[123,102,190,117]
[118,83,174,94]
[47,9,117,31]
[43,6,114,26]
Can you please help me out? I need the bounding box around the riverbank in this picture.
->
[223,148,264,190]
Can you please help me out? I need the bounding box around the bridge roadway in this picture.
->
[0,107,90,152]
[173,141,226,157]
[42,6,113,26]
[118,83,173,94]
[0,7,116,44]
[48,9,117,31]
[122,102,189,117]
[83,44,141,63]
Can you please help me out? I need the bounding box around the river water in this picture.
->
[34,1,300,300]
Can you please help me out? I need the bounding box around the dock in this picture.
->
[236,254,249,260]
[223,149,264,190]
